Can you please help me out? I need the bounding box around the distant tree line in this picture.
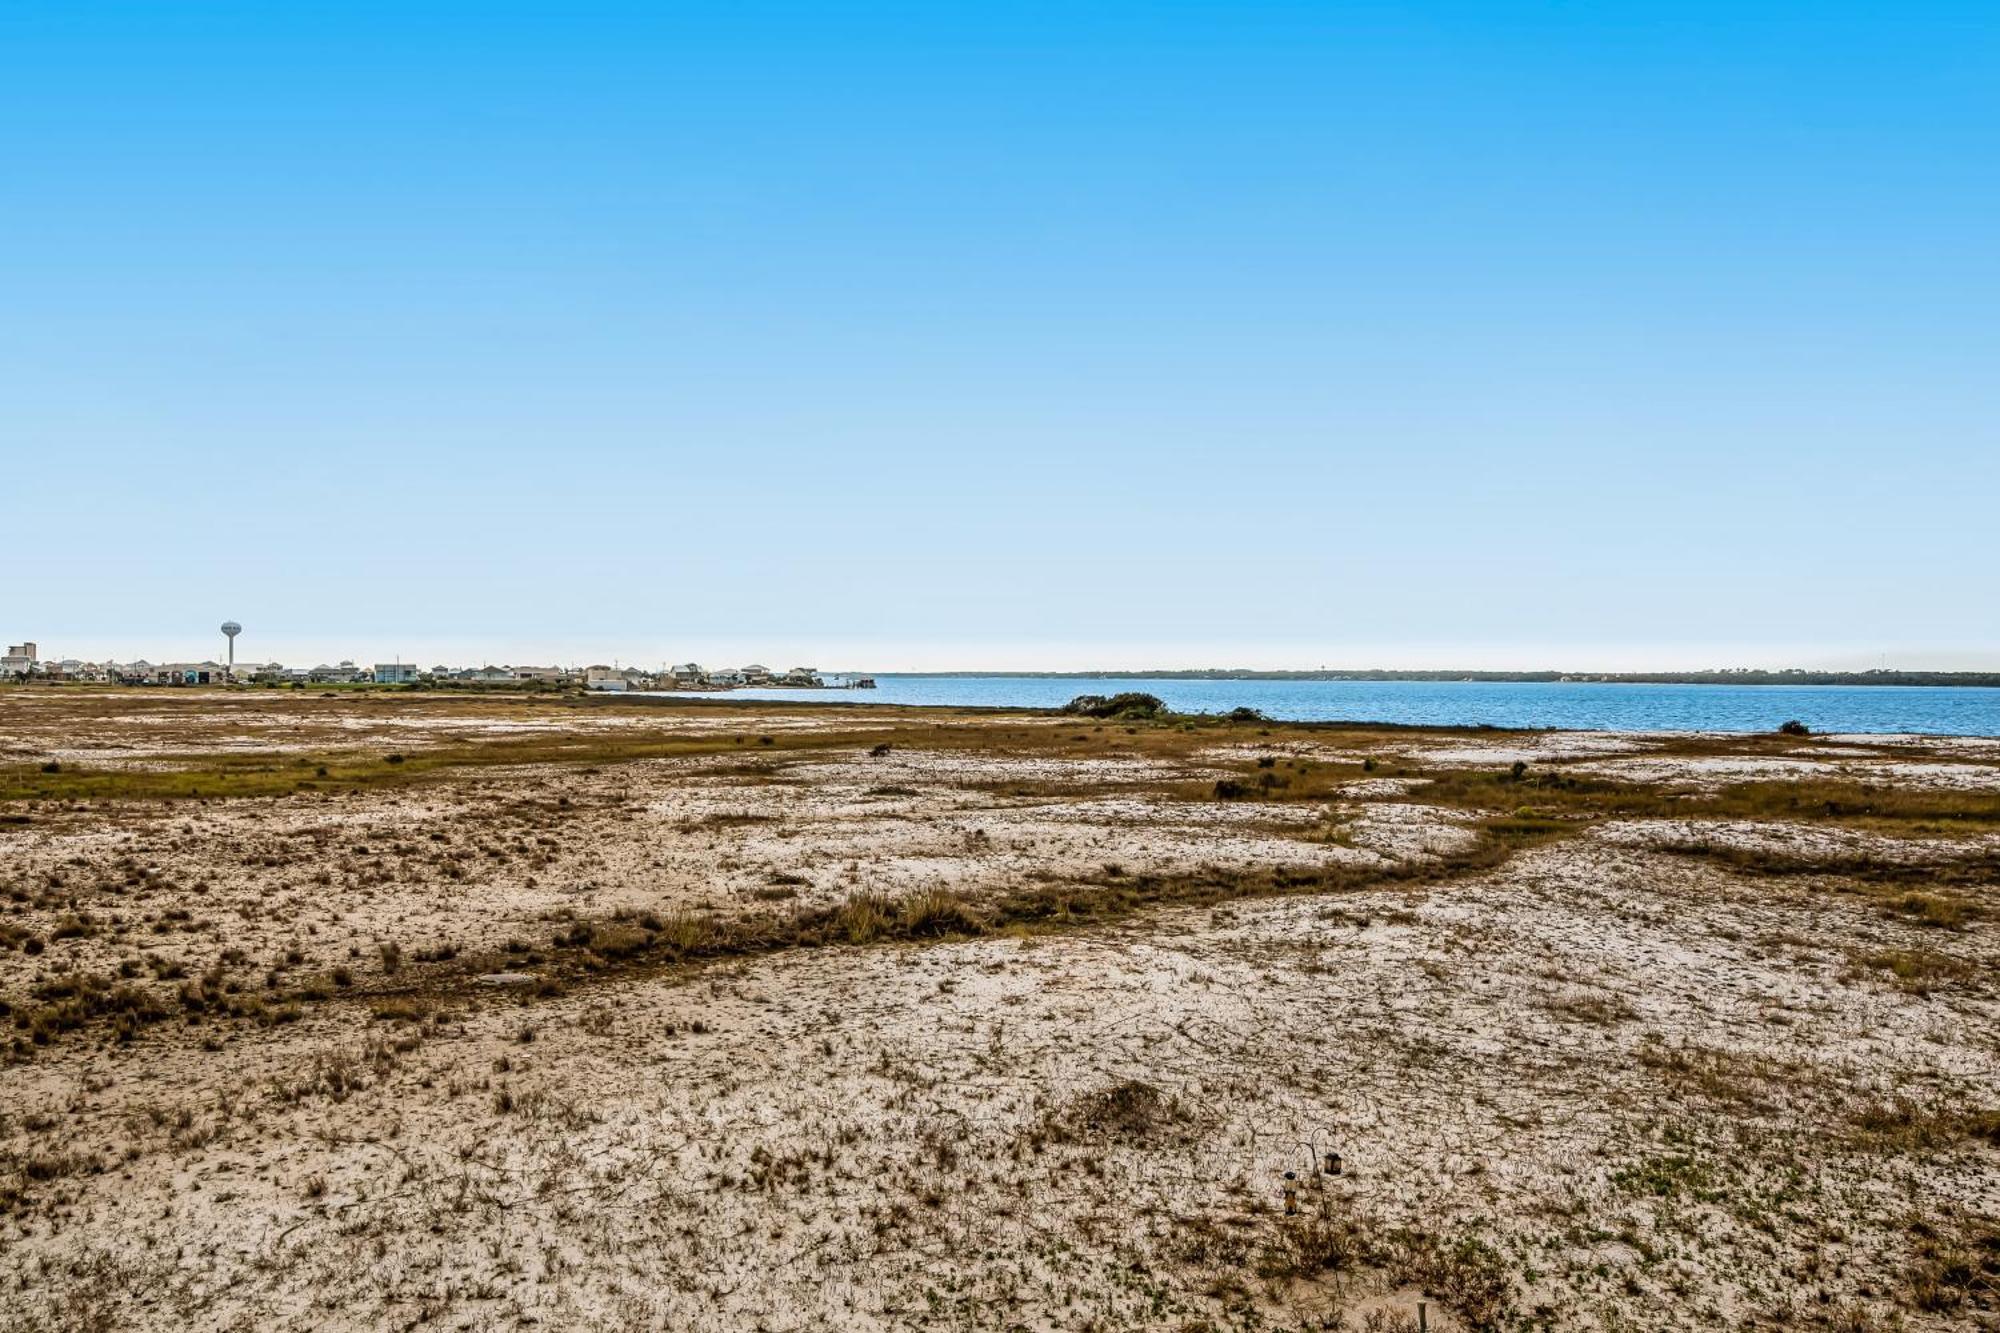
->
[907,669,2000,688]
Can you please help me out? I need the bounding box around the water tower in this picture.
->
[221,621,242,679]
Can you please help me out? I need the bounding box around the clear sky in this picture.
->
[5,2,1996,671]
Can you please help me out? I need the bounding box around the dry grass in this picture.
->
[1252,1194,1515,1331]
[3,689,1998,1331]
[1654,839,1992,929]
[1848,946,1983,995]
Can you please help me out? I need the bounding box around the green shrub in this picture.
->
[1060,692,1167,720]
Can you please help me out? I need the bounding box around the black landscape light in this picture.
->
[1282,1170,1298,1215]
[1324,1150,1342,1176]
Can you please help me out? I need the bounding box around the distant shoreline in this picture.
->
[867,670,2000,688]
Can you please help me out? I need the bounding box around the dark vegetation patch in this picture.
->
[11,971,171,1047]
[1845,1099,2000,1154]
[0,728,879,803]
[1192,752,1992,844]
[1847,946,1982,995]
[1635,1041,1813,1114]
[1252,1196,1515,1331]
[410,810,1563,1014]
[1613,1152,1720,1201]
[1417,771,2000,831]
[1905,1210,2000,1316]
[0,1145,103,1215]
[1170,748,2000,842]
[1060,692,1169,720]
[678,812,781,831]
[1653,839,1994,927]
[1034,1079,1197,1147]
[1654,838,2000,887]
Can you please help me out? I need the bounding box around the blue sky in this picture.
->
[4,2,1996,670]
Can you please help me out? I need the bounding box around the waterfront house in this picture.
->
[584,666,627,692]
[42,659,106,682]
[154,662,223,685]
[303,661,369,684]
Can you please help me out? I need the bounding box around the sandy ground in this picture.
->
[2,689,1997,1332]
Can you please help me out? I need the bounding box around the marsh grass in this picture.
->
[15,688,1993,852]
[1848,947,1981,995]
[1254,1194,1515,1331]
[1655,839,2000,883]
[1654,840,1992,927]
[1412,771,2000,831]
[1033,1079,1198,1148]
[422,810,1567,994]
[1845,1099,2000,1154]
[6,690,1998,1326]
[0,731,862,803]
[2,810,1566,1053]
[1905,1210,2000,1314]
[1174,751,2000,842]
[0,693,1550,806]
[1635,1041,1807,1113]
[7,690,1992,1078]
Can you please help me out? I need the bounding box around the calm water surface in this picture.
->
[695,677,2000,736]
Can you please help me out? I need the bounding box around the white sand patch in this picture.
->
[5,695,1997,1331]
[3,842,1992,1331]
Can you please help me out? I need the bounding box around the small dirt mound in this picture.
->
[1051,1079,1193,1145]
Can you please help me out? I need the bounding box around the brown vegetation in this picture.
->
[1,688,1996,1331]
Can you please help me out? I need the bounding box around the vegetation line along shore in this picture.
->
[896,669,2000,688]
[4,689,1999,1332]
[11,695,1998,1054]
